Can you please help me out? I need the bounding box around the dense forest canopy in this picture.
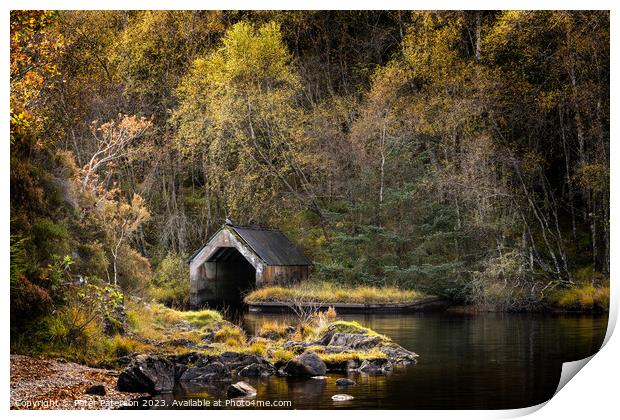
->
[10,11,609,326]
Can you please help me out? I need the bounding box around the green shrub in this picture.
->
[10,235,53,321]
[151,253,190,307]
[16,301,128,366]
[10,235,28,291]
[41,303,104,347]
[31,218,71,265]
[74,241,108,279]
[116,245,152,294]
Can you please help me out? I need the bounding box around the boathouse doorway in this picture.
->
[203,246,256,307]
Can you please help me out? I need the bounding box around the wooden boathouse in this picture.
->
[189,221,311,308]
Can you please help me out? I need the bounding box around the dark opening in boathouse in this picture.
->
[188,221,311,308]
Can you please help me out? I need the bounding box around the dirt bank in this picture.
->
[10,354,146,410]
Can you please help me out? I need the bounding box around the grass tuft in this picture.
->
[177,309,223,328]
[318,348,387,364]
[549,284,609,311]
[271,348,295,363]
[258,320,290,339]
[319,320,390,341]
[213,324,246,346]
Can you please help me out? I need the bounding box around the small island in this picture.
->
[244,284,448,312]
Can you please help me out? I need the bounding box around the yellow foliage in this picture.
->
[318,348,387,364]
[258,320,289,339]
[248,340,268,357]
[214,324,246,346]
[109,334,146,357]
[549,284,610,311]
[271,349,294,363]
[172,20,305,223]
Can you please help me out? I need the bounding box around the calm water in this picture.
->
[159,312,607,410]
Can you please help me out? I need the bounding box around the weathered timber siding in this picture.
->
[261,265,309,285]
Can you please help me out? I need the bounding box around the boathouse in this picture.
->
[189,221,311,308]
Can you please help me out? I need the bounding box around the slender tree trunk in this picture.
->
[202,152,213,238]
[514,162,562,277]
[544,175,572,283]
[475,12,482,62]
[378,122,386,226]
[112,255,118,286]
[589,191,598,284]
[559,107,577,238]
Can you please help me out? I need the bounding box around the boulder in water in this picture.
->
[117,355,176,394]
[179,362,231,383]
[283,351,327,377]
[238,362,276,377]
[335,378,356,386]
[227,381,257,398]
[357,358,393,374]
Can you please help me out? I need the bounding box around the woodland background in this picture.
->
[10,11,609,336]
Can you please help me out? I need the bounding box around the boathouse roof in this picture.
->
[189,223,312,266]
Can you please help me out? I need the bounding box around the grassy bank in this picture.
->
[11,296,394,369]
[449,282,610,313]
[246,280,610,313]
[244,282,426,305]
[546,284,610,312]
[11,300,229,367]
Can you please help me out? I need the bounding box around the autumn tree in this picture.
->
[80,115,151,192]
[98,194,150,286]
[173,21,326,228]
[10,10,64,142]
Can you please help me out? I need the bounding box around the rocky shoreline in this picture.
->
[11,320,419,409]
[116,322,418,397]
